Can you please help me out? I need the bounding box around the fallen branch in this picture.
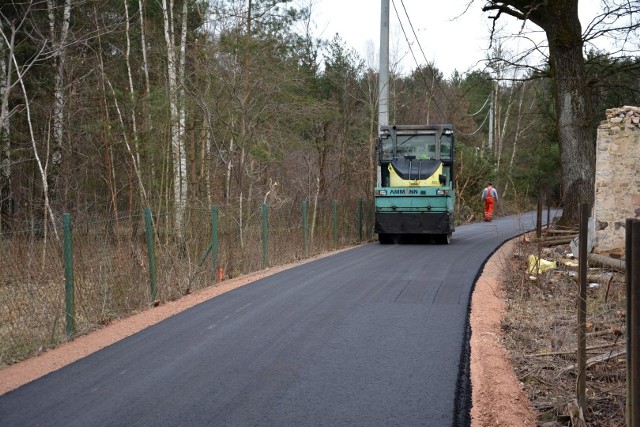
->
[534,237,576,246]
[569,273,614,285]
[562,349,626,373]
[587,328,623,338]
[527,342,624,358]
[544,229,579,235]
[588,253,625,273]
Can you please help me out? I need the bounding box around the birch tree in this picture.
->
[138,0,150,98]
[0,20,13,138]
[0,16,13,232]
[0,3,50,232]
[47,0,71,171]
[9,34,59,240]
[161,0,188,248]
[122,0,147,205]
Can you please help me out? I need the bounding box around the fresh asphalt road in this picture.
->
[0,212,554,426]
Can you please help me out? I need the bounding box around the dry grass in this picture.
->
[501,236,627,426]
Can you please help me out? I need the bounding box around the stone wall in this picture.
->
[594,106,640,253]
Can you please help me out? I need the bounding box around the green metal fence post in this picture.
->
[212,206,219,279]
[144,207,157,302]
[302,200,308,258]
[63,213,75,338]
[333,200,338,247]
[358,197,363,242]
[262,203,269,268]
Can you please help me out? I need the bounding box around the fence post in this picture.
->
[262,203,269,268]
[546,193,551,230]
[577,203,589,416]
[212,206,219,280]
[358,197,363,242]
[302,200,308,258]
[63,213,75,338]
[536,192,543,239]
[333,200,337,247]
[144,207,157,302]
[627,218,640,427]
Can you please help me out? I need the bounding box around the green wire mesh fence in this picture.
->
[0,198,374,366]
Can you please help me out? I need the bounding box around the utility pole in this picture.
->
[377,0,389,186]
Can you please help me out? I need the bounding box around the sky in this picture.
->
[310,0,604,77]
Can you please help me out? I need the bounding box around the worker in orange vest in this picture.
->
[481,182,498,221]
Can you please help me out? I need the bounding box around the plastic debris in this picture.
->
[528,255,557,274]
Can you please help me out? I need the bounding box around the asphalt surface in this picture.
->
[0,212,553,426]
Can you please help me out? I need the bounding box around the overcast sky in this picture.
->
[309,0,603,77]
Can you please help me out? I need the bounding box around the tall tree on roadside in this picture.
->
[482,0,640,225]
[47,0,71,180]
[0,8,17,233]
[161,0,189,250]
[0,0,69,235]
[320,35,365,193]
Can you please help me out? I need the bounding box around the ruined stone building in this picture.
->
[594,106,640,254]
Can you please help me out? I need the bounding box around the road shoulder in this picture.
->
[470,238,537,426]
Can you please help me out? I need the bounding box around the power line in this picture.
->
[458,92,493,137]
[458,110,490,136]
[466,94,491,117]
[390,0,446,119]
[398,0,456,113]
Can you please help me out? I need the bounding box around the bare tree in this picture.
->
[0,14,15,233]
[161,0,189,249]
[0,3,47,137]
[9,37,58,241]
[482,0,640,225]
[137,0,150,97]
[47,0,71,170]
[122,0,147,205]
[1,2,55,234]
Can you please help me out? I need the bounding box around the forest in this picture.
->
[0,0,639,362]
[1,0,639,238]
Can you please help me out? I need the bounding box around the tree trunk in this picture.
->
[138,0,151,98]
[0,26,14,137]
[548,34,594,226]
[47,0,71,170]
[367,75,376,194]
[161,0,188,248]
[123,0,147,207]
[484,0,595,226]
[188,115,197,204]
[96,24,118,225]
[225,138,234,206]
[16,58,58,241]
[105,77,148,213]
[496,81,515,175]
[504,82,530,197]
[0,33,11,234]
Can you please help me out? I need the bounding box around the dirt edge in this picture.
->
[470,239,537,426]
